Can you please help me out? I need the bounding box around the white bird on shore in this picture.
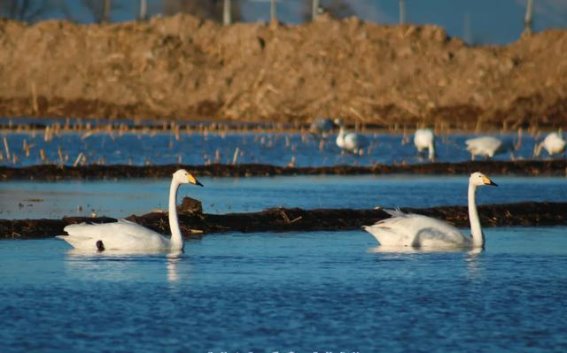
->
[534,131,565,157]
[57,169,203,253]
[334,119,368,155]
[414,128,436,161]
[363,172,497,250]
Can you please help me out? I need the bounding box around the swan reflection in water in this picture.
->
[368,246,483,255]
[368,246,484,277]
[65,249,186,283]
[166,252,182,282]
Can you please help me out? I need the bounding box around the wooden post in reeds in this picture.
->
[270,0,277,24]
[312,0,320,21]
[523,0,534,35]
[399,0,406,24]
[102,0,111,23]
[139,0,147,20]
[223,0,231,25]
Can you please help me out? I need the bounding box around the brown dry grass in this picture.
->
[0,13,566,130]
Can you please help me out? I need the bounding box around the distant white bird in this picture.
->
[57,169,203,253]
[465,136,504,159]
[334,119,368,154]
[364,172,497,250]
[465,130,523,160]
[414,128,436,161]
[534,131,565,157]
[309,117,335,138]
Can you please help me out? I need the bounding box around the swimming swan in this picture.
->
[414,128,436,161]
[57,169,203,252]
[363,172,497,249]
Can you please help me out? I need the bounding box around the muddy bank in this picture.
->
[0,160,566,180]
[1,15,566,129]
[2,202,566,240]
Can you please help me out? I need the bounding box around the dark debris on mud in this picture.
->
[2,202,566,240]
[0,160,566,180]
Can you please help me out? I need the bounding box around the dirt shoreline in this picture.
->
[0,161,566,180]
[1,15,566,129]
[2,202,566,240]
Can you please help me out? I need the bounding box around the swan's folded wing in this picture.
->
[365,212,466,248]
[60,219,167,250]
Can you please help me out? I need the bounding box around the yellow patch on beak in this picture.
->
[482,175,497,186]
[187,173,204,187]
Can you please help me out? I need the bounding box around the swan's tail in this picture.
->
[363,223,403,247]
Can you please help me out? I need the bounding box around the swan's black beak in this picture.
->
[482,175,497,187]
[195,179,204,187]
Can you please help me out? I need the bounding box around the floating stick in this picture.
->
[73,152,85,167]
[3,136,10,160]
[58,147,64,166]
[232,147,240,165]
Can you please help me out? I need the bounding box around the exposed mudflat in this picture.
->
[0,160,565,180]
[1,14,566,129]
[2,202,565,239]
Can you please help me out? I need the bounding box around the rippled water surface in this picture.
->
[1,176,566,219]
[1,126,566,353]
[1,228,566,353]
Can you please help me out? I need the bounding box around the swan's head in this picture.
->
[174,169,204,187]
[470,172,497,187]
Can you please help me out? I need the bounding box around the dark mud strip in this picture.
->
[2,202,566,240]
[1,160,566,180]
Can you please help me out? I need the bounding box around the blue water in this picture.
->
[1,227,566,353]
[1,176,566,219]
[1,131,560,167]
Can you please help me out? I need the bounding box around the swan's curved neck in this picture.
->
[168,180,183,251]
[428,143,435,160]
[468,183,484,248]
[534,142,543,157]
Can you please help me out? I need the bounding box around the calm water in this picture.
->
[1,176,566,219]
[1,227,566,353]
[1,131,559,167]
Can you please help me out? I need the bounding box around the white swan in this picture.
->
[334,119,368,154]
[465,136,511,160]
[465,130,522,160]
[57,169,203,253]
[534,131,565,157]
[363,172,497,249]
[414,128,436,161]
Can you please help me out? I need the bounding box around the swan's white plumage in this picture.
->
[364,172,497,250]
[57,169,203,253]
[414,128,435,160]
[465,136,503,159]
[534,132,565,157]
[334,119,368,154]
[364,211,469,248]
[58,220,169,251]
